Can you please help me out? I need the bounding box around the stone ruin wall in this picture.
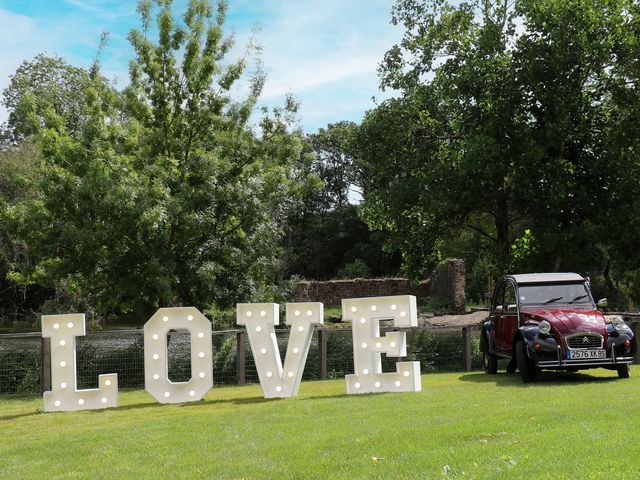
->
[293,258,466,312]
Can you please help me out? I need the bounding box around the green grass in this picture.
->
[1,368,639,479]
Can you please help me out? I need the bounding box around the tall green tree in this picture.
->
[0,142,49,321]
[307,121,359,210]
[1,54,91,144]
[355,0,640,283]
[5,0,304,319]
[280,122,400,280]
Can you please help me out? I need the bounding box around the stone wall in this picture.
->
[292,258,465,312]
[430,258,466,311]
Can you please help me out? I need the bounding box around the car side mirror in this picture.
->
[494,305,503,314]
[596,298,608,308]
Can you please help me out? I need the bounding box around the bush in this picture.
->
[336,259,371,279]
[0,351,41,394]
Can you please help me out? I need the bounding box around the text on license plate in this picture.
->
[567,349,606,360]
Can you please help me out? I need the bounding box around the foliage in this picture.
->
[3,0,305,320]
[0,350,40,394]
[508,228,536,273]
[1,54,91,144]
[212,334,236,380]
[336,259,371,279]
[0,143,51,324]
[325,332,354,379]
[465,254,497,304]
[281,122,401,280]
[306,121,360,210]
[407,328,483,371]
[354,0,640,298]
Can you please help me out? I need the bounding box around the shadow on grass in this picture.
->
[0,410,44,421]
[102,395,281,413]
[299,393,351,401]
[0,395,280,420]
[181,396,280,407]
[459,370,621,386]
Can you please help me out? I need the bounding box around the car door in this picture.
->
[491,282,506,352]
[500,282,519,352]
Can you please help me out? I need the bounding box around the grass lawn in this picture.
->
[1,368,639,479]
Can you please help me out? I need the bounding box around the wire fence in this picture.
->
[4,313,639,397]
[0,324,486,396]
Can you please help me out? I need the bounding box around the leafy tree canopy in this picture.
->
[3,0,305,319]
[354,0,640,289]
[1,54,93,144]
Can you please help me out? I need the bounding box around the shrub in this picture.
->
[336,259,371,279]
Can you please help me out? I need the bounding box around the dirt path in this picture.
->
[417,311,631,328]
[418,310,488,328]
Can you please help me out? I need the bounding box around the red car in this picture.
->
[480,273,636,382]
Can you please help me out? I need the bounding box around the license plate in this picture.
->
[567,349,606,360]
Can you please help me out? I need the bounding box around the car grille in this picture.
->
[566,333,603,349]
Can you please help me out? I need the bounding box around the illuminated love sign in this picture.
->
[143,307,213,403]
[42,313,118,412]
[237,302,323,398]
[40,295,422,412]
[343,295,421,394]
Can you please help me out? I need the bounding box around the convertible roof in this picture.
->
[507,273,584,284]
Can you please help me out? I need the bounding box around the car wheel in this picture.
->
[484,353,498,374]
[617,364,631,379]
[516,340,537,383]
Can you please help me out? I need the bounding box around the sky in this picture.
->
[0,0,403,133]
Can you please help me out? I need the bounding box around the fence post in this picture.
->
[632,322,640,365]
[236,331,246,385]
[40,337,51,394]
[462,327,472,372]
[318,328,328,380]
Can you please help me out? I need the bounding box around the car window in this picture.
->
[504,284,517,312]
[518,282,593,307]
[493,283,505,311]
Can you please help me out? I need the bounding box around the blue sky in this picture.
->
[0,0,402,132]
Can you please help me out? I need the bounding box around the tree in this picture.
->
[0,142,50,322]
[5,0,304,319]
[279,122,400,280]
[1,54,91,144]
[354,0,640,284]
[307,121,359,210]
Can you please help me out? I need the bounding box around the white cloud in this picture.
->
[0,9,41,124]
[226,0,402,130]
[63,0,136,20]
[261,53,383,99]
[0,5,135,125]
[0,1,402,132]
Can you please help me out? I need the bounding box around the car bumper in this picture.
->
[535,344,634,368]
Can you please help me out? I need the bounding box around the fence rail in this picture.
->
[2,315,638,397]
[0,325,483,396]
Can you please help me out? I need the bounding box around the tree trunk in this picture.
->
[603,260,617,295]
[495,193,510,269]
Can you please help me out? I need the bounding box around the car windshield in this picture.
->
[517,282,594,308]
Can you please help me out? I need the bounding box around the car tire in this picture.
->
[485,354,498,374]
[516,340,537,383]
[617,364,631,379]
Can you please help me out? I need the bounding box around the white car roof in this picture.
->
[508,273,584,284]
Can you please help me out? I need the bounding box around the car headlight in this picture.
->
[611,316,628,332]
[538,320,551,335]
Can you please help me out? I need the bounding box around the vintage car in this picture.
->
[480,273,636,382]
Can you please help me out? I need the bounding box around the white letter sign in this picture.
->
[42,313,118,412]
[237,302,323,398]
[343,295,421,394]
[144,307,213,403]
